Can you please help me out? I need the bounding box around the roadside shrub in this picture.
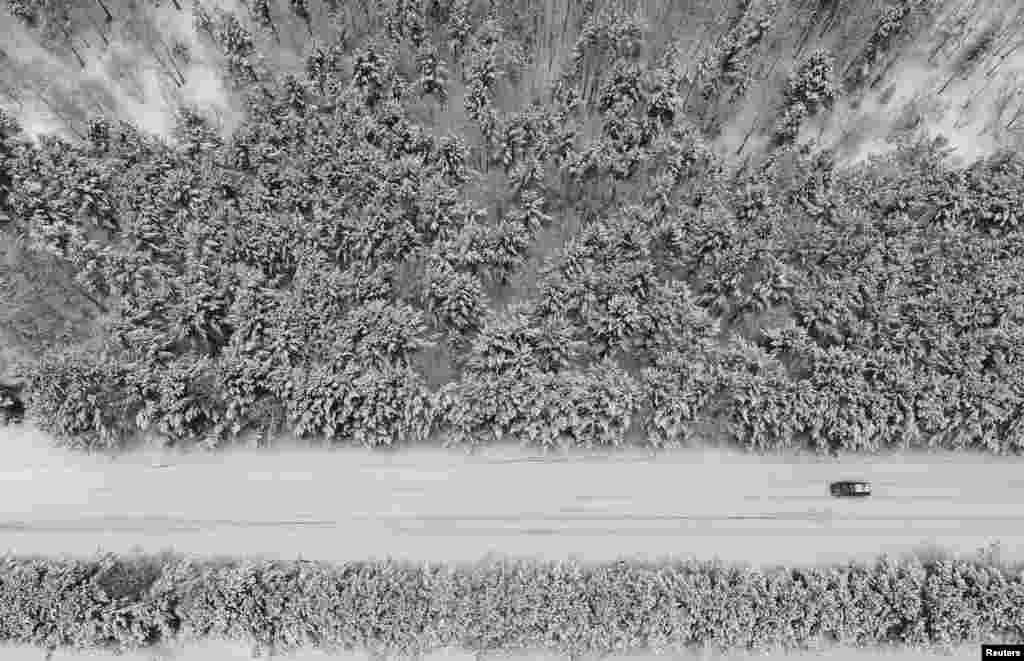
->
[533,213,677,363]
[285,362,434,447]
[0,550,1022,659]
[533,261,661,361]
[213,343,288,444]
[642,336,812,451]
[635,278,723,360]
[433,213,535,287]
[330,300,434,369]
[462,303,582,377]
[716,363,812,453]
[641,349,722,448]
[21,345,140,450]
[421,259,488,335]
[268,252,398,364]
[130,354,227,448]
[438,360,641,449]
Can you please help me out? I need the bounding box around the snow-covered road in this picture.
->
[2,425,1022,568]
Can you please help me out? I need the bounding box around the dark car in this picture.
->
[0,383,24,425]
[829,480,871,498]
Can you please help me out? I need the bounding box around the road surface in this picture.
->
[2,425,1023,569]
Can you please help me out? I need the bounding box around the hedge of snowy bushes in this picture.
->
[1,549,1021,659]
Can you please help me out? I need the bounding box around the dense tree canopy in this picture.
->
[2,0,1024,453]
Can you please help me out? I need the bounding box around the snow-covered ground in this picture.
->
[2,424,1022,569]
[0,639,984,660]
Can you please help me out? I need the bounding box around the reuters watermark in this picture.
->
[983,645,1024,658]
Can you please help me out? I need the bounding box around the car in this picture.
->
[0,383,23,425]
[829,480,871,498]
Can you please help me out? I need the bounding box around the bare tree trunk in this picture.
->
[1006,102,1024,129]
[961,69,999,119]
[736,15,793,159]
[88,14,110,46]
[794,1,827,60]
[74,282,110,314]
[869,53,900,89]
[154,33,186,85]
[165,45,186,85]
[157,52,184,87]
[94,0,113,23]
[937,69,961,96]
[683,0,734,112]
[736,117,759,156]
[547,0,572,78]
[986,40,1023,77]
[55,23,88,68]
[37,91,86,140]
[68,41,87,69]
[928,23,964,65]
[989,81,1021,128]
[817,0,842,40]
